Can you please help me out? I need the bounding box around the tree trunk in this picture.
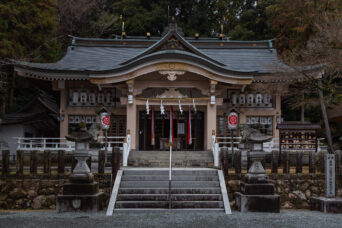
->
[318,80,334,154]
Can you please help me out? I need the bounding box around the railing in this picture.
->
[14,133,131,167]
[15,138,74,152]
[98,134,131,167]
[0,147,121,177]
[211,135,242,167]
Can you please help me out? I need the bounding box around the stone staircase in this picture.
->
[113,168,227,211]
[127,150,214,167]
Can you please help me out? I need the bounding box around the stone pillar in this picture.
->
[126,97,137,150]
[60,89,68,138]
[206,103,217,150]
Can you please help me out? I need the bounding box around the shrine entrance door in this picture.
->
[138,111,204,151]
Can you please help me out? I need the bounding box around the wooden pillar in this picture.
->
[234,150,241,174]
[30,151,38,174]
[2,150,10,177]
[283,151,289,174]
[59,88,68,138]
[58,150,65,174]
[16,150,24,176]
[271,150,278,174]
[43,150,51,175]
[112,147,121,185]
[296,151,303,174]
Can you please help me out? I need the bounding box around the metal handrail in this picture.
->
[169,143,172,209]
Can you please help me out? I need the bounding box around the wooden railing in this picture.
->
[218,147,342,177]
[14,134,131,167]
[0,147,121,177]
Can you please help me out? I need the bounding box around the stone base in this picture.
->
[235,192,280,213]
[56,192,104,212]
[240,183,274,195]
[63,182,99,195]
[310,197,342,213]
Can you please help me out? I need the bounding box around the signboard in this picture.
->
[100,112,110,130]
[325,154,335,198]
[228,112,238,129]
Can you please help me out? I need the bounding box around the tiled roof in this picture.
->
[12,26,290,80]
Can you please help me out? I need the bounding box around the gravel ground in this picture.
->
[0,210,342,228]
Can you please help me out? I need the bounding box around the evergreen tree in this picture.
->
[0,0,61,114]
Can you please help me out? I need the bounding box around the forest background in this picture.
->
[0,0,341,147]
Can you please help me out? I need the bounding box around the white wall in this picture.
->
[0,124,24,156]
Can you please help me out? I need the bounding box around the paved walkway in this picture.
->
[1,210,341,228]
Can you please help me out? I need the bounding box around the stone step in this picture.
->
[117,194,222,201]
[120,180,220,188]
[121,175,219,181]
[171,201,224,209]
[127,162,214,168]
[115,201,224,209]
[123,170,218,176]
[115,201,168,209]
[118,188,222,195]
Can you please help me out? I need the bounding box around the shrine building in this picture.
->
[12,24,290,151]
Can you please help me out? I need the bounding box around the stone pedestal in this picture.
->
[56,144,104,212]
[57,182,104,212]
[310,197,342,213]
[235,161,280,213]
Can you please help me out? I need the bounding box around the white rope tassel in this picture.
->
[146,99,150,115]
[192,99,197,113]
[179,99,183,114]
[160,100,165,115]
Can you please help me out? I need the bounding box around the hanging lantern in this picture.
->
[72,91,79,104]
[239,94,245,104]
[89,92,96,105]
[97,93,104,104]
[247,94,254,104]
[80,92,87,104]
[256,94,262,104]
[232,93,238,105]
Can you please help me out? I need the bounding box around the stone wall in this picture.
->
[0,175,112,210]
[0,174,341,210]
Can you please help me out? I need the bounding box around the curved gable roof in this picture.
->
[12,25,290,81]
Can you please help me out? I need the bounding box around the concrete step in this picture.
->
[123,170,218,176]
[116,201,224,209]
[121,175,219,181]
[171,201,224,209]
[120,181,220,188]
[116,201,168,209]
[117,194,222,201]
[118,188,222,195]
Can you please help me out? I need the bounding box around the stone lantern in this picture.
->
[236,126,280,212]
[56,127,104,212]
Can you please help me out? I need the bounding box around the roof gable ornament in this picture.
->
[159,70,185,81]
[120,24,225,67]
